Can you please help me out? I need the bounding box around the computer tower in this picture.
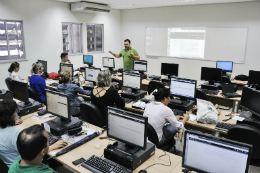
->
[168,100,195,111]
[121,90,147,101]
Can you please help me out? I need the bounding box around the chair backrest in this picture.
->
[80,102,105,128]
[5,78,13,92]
[28,86,42,103]
[147,123,159,147]
[111,77,122,90]
[0,158,9,173]
[148,81,165,95]
[195,89,207,103]
[227,124,260,159]
[221,76,232,84]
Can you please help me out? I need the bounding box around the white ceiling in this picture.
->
[54,0,258,9]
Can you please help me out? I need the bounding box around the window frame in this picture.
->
[87,23,104,53]
[61,22,83,55]
[0,19,27,63]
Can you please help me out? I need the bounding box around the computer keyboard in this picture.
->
[81,155,132,173]
[47,132,60,145]
[50,83,59,87]
[215,122,235,131]
[121,97,134,103]
[201,89,219,95]
[171,109,185,116]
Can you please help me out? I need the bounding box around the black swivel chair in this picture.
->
[28,86,42,103]
[227,124,260,166]
[0,159,8,173]
[5,78,13,92]
[147,123,176,153]
[220,76,238,91]
[111,77,122,90]
[195,89,208,104]
[80,102,105,128]
[148,81,165,95]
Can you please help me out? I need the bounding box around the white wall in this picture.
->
[121,1,260,84]
[0,0,122,89]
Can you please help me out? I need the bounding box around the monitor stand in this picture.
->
[170,97,188,105]
[121,89,147,100]
[17,101,32,108]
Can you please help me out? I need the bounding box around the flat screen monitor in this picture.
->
[38,60,47,72]
[12,80,30,106]
[161,63,179,78]
[85,67,101,82]
[122,72,141,90]
[107,106,148,150]
[170,77,197,100]
[183,130,252,173]
[216,61,233,72]
[201,67,222,83]
[133,60,147,72]
[102,57,115,69]
[83,55,93,66]
[60,63,73,76]
[240,86,260,118]
[248,70,260,85]
[46,89,70,122]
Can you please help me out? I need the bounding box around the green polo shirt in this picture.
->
[119,48,139,70]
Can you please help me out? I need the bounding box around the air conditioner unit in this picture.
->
[71,2,111,13]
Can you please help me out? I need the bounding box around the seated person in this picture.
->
[0,100,22,167]
[60,53,74,72]
[57,71,91,116]
[8,62,24,81]
[143,88,189,147]
[91,70,125,119]
[8,124,67,173]
[29,62,47,103]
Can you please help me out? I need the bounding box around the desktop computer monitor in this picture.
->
[240,86,260,118]
[161,63,179,79]
[107,106,148,150]
[248,70,260,86]
[201,67,222,85]
[12,80,31,107]
[182,130,252,173]
[170,77,197,101]
[122,72,142,92]
[83,55,93,67]
[133,60,147,74]
[60,63,73,76]
[216,61,233,75]
[85,67,101,83]
[38,60,47,72]
[102,57,115,71]
[46,89,71,123]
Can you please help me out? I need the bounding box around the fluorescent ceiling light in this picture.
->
[160,0,195,3]
[111,4,138,9]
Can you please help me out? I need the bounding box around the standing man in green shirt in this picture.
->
[109,39,140,70]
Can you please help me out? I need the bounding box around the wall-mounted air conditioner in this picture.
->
[71,2,110,13]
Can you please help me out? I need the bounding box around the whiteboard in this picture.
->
[145,27,248,63]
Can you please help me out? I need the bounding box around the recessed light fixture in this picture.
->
[111,4,138,9]
[160,0,195,3]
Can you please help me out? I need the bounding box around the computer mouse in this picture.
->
[139,170,147,173]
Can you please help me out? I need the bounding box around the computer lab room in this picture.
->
[1,0,260,173]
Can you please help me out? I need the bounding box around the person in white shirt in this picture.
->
[143,88,189,147]
[8,62,22,81]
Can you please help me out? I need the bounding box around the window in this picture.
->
[62,23,82,54]
[0,20,25,61]
[87,24,104,52]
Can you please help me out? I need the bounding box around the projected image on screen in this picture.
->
[167,27,206,59]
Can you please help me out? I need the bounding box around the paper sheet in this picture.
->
[45,80,58,84]
[232,116,245,121]
[33,113,52,119]
[43,123,51,133]
[189,114,197,121]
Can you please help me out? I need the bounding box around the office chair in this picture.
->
[227,124,260,166]
[0,158,8,173]
[111,77,122,90]
[28,86,42,103]
[80,102,105,128]
[220,76,238,91]
[5,78,13,92]
[147,123,176,153]
[148,81,165,95]
[195,89,207,104]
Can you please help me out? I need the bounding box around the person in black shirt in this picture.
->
[91,70,125,120]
